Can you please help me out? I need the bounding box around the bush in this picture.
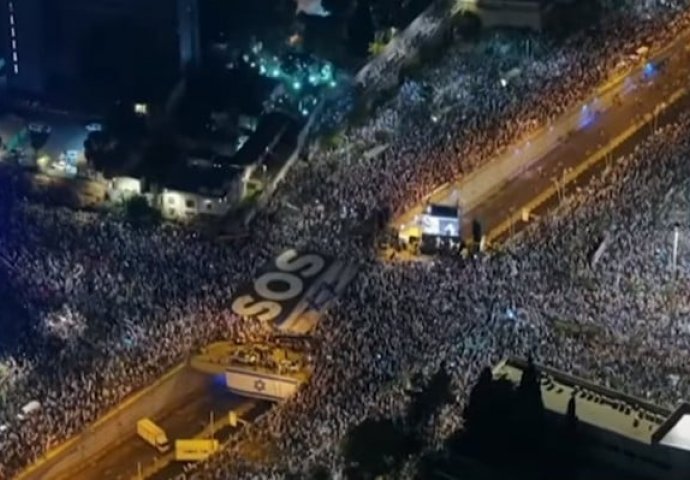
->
[123,195,160,225]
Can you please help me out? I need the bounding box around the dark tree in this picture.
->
[310,465,332,480]
[347,0,375,56]
[518,358,544,408]
[556,393,582,480]
[322,0,354,16]
[463,367,493,434]
[455,12,482,41]
[408,363,453,431]
[84,130,116,174]
[565,393,578,433]
[123,195,160,226]
[514,356,546,452]
[550,0,602,39]
[343,418,417,479]
[28,129,49,154]
[459,367,517,460]
[105,102,147,144]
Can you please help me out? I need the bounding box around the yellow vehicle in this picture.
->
[174,439,219,462]
[136,418,170,453]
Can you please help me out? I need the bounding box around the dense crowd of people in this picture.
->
[1,0,690,478]
[190,111,690,478]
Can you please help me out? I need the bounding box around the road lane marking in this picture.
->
[487,87,688,244]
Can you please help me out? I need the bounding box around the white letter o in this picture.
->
[254,272,303,301]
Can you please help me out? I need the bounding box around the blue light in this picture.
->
[644,62,656,77]
[212,373,226,388]
[579,107,595,128]
[271,68,280,77]
[292,81,301,90]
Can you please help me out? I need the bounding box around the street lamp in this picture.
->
[551,176,560,203]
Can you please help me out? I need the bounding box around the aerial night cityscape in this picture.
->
[2,0,690,479]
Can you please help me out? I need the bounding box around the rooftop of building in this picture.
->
[162,161,243,197]
[493,358,671,445]
[232,111,300,168]
[652,402,690,452]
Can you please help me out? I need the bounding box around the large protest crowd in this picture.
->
[1,0,690,478]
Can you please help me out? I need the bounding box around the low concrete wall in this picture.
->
[244,100,323,226]
[16,363,208,480]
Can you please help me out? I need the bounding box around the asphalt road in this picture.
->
[30,23,690,480]
[466,54,690,242]
[148,401,272,480]
[67,380,260,480]
[397,38,690,246]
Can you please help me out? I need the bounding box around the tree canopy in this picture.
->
[343,417,417,479]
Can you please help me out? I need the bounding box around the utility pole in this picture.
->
[209,411,215,439]
[672,223,680,277]
[552,177,562,204]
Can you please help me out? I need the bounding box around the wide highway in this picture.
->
[468,54,690,243]
[392,34,690,247]
[59,377,267,480]
[26,25,690,480]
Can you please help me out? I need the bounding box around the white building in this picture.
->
[105,112,298,221]
[106,176,143,203]
[494,358,690,480]
[106,161,252,221]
